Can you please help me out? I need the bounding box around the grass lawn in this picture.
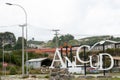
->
[74,78,120,80]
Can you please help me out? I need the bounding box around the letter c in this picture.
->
[76,45,90,63]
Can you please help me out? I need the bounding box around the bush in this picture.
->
[0,63,2,70]
[45,75,49,78]
[10,66,17,75]
[29,69,41,74]
[22,75,29,79]
[44,53,48,57]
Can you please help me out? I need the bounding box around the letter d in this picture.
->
[99,53,114,70]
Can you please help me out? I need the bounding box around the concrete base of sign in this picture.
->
[50,68,74,80]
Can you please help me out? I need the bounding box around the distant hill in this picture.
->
[79,35,120,46]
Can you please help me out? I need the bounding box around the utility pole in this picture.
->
[52,29,60,48]
[19,24,25,76]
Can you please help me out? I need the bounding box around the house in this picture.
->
[113,56,120,67]
[27,40,45,49]
[26,58,52,69]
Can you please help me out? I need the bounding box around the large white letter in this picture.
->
[89,55,100,69]
[50,48,65,68]
[99,53,114,70]
[76,45,90,63]
[64,56,76,68]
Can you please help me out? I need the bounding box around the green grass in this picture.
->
[74,78,120,80]
[111,78,120,80]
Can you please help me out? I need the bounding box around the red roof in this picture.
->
[26,47,79,54]
[26,48,56,53]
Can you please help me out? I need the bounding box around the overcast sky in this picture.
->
[0,0,120,41]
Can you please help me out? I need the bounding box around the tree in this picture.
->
[51,34,74,47]
[0,32,16,49]
[45,40,55,48]
[59,34,74,46]
[14,37,26,49]
[64,34,74,42]
[68,39,79,46]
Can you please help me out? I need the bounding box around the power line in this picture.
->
[0,24,19,28]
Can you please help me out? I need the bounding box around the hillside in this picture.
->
[79,35,120,46]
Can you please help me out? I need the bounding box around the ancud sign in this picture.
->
[50,44,114,71]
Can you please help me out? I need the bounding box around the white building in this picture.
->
[27,40,45,49]
[26,58,51,69]
[113,56,120,67]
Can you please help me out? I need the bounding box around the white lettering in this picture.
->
[50,46,114,71]
[98,53,114,70]
[76,45,90,63]
[64,56,76,68]
[50,48,65,68]
[90,55,100,69]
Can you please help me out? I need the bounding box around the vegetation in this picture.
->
[14,37,26,50]
[1,32,120,49]
[74,78,120,80]
[9,66,17,75]
[0,32,16,49]
[0,31,120,75]
[45,35,120,48]
[79,35,120,46]
[45,34,79,47]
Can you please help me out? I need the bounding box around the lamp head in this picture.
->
[6,3,13,5]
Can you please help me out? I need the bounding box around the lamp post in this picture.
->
[6,3,28,76]
[2,40,5,76]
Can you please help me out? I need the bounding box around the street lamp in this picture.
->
[6,3,28,76]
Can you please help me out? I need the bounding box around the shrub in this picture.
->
[45,75,49,78]
[10,66,17,75]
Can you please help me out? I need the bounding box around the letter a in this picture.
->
[50,48,65,68]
